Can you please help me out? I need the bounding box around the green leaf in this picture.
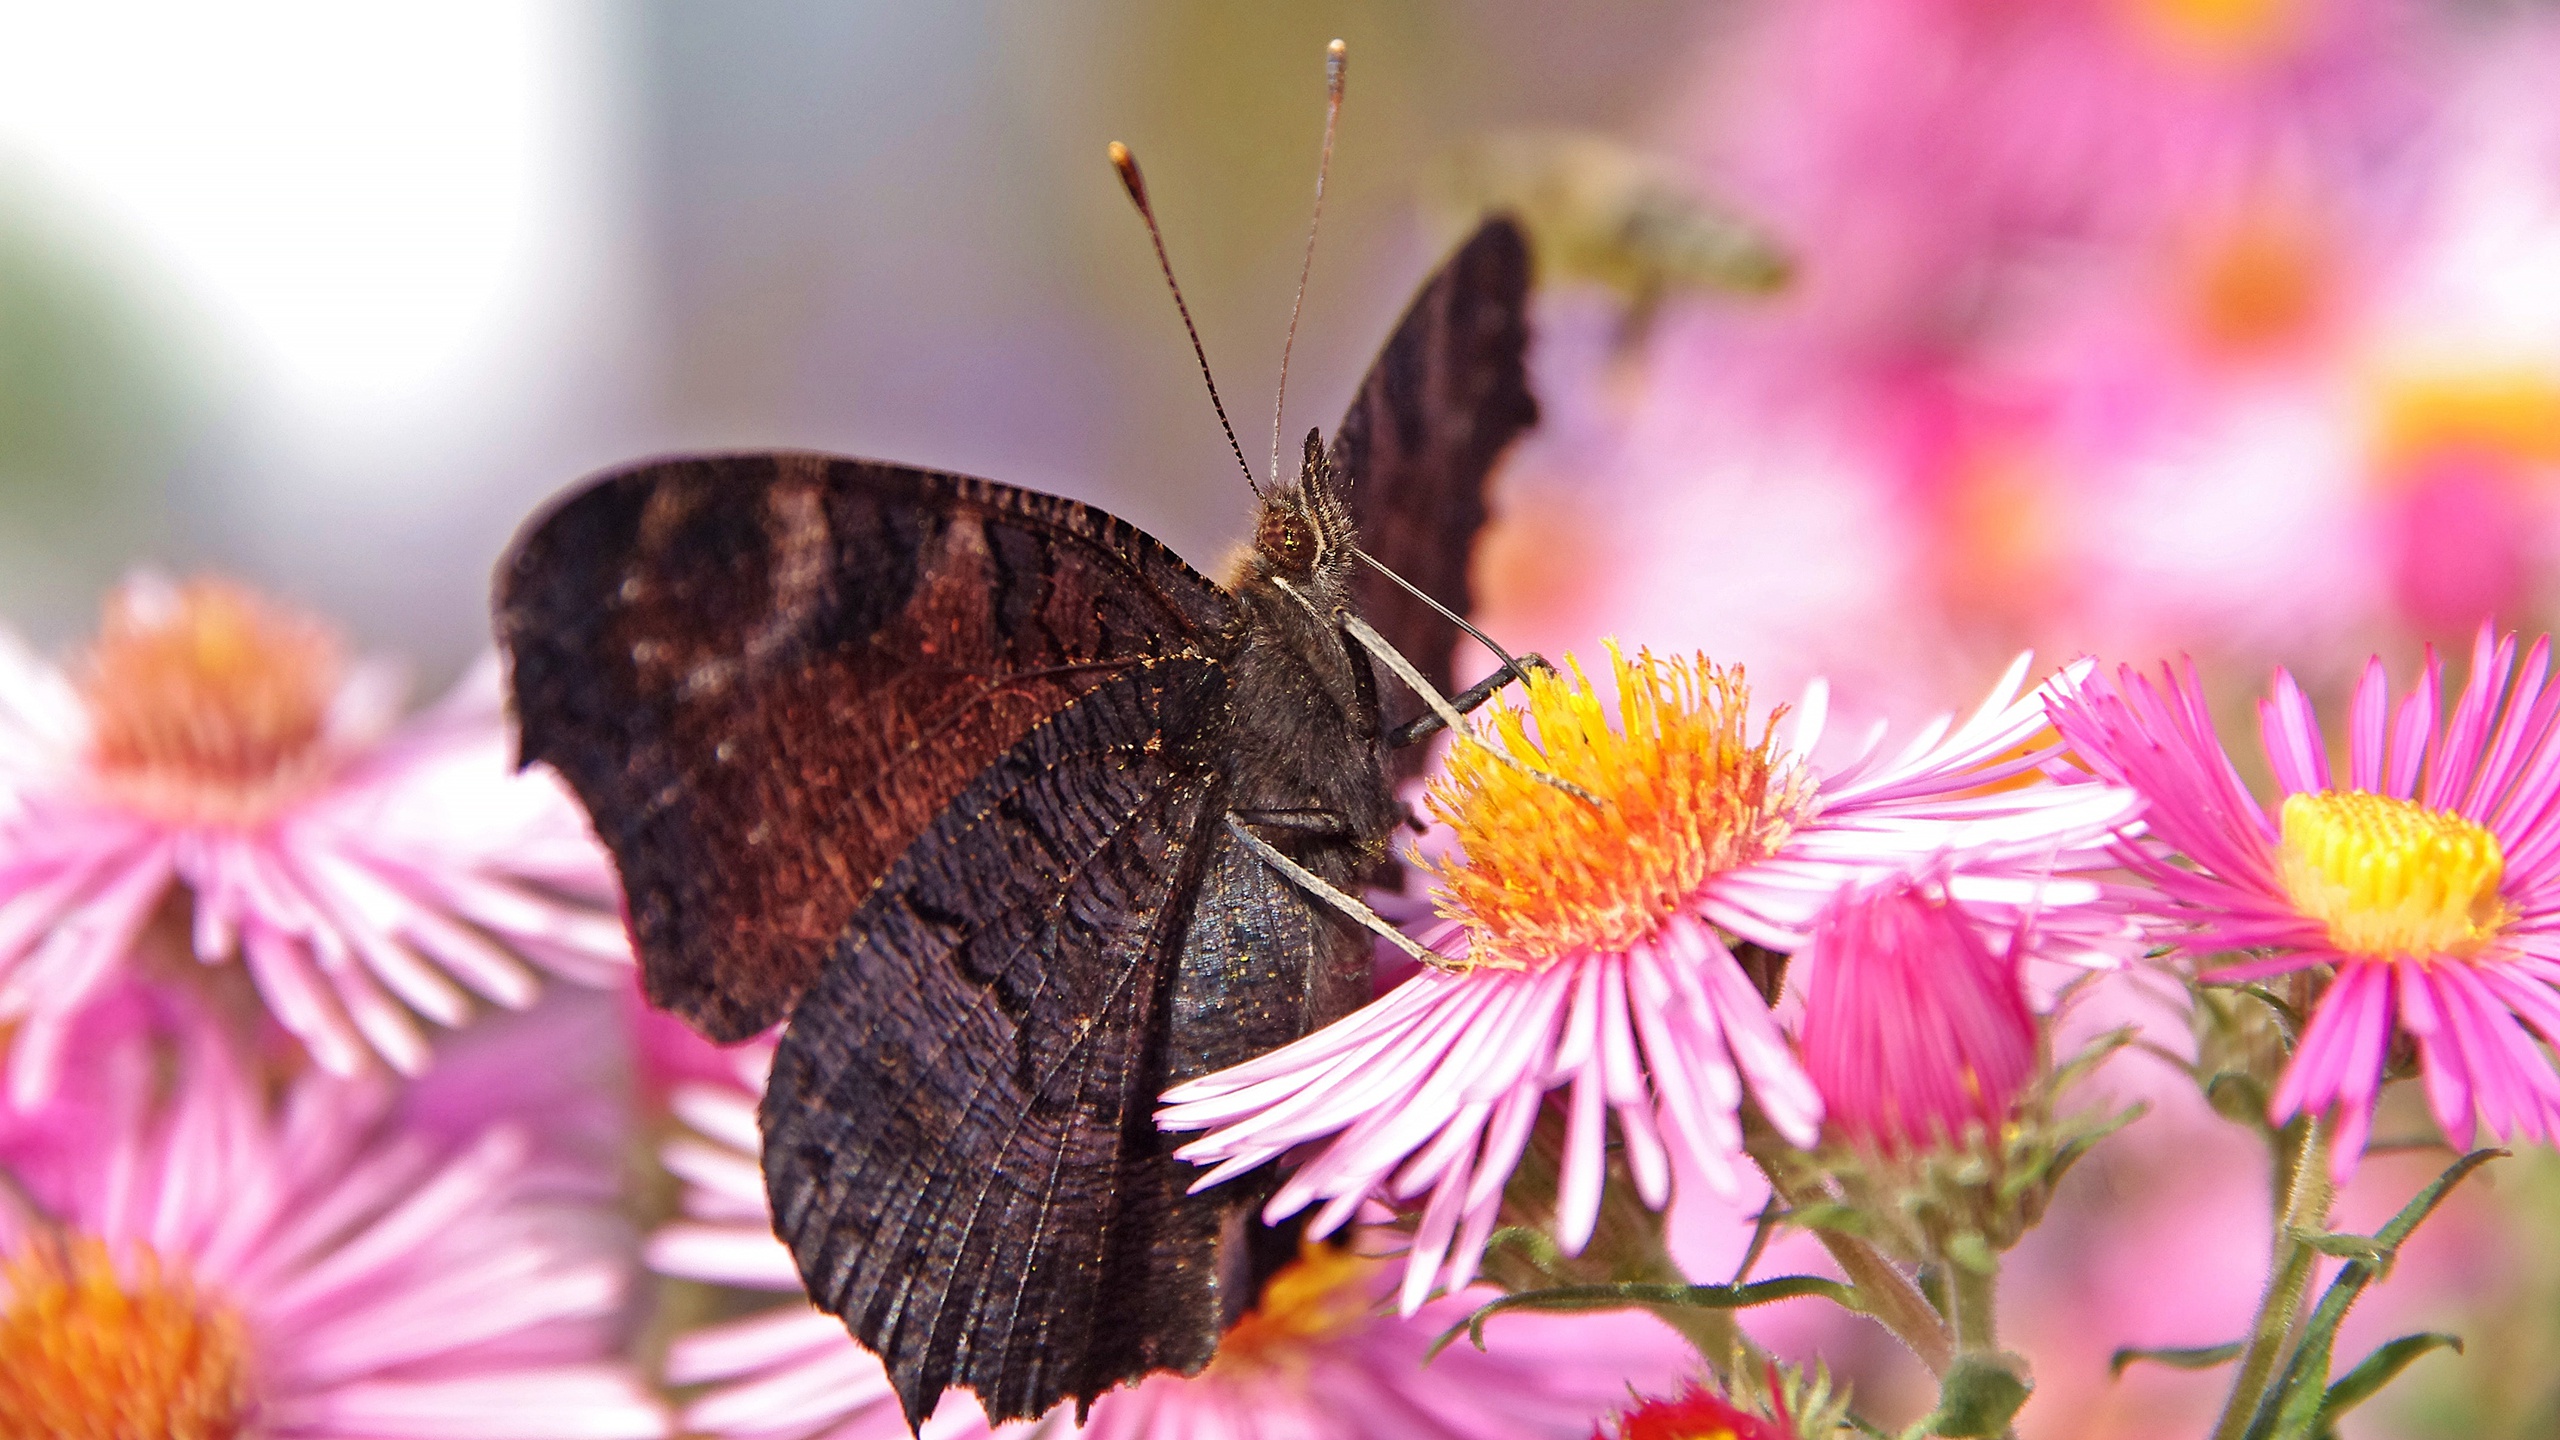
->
[1787,1200,1878,1238]
[2372,1149,2504,1250]
[2243,1149,2504,1440]
[1924,1354,2032,1437]
[2291,1230,2390,1266]
[1424,1276,1862,1362]
[2314,1332,2462,1427]
[2108,1342,2242,1378]
[1480,1225,1564,1274]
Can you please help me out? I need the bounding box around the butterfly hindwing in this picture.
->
[762,655,1244,1427]
[495,454,1236,1040]
[1330,214,1537,783]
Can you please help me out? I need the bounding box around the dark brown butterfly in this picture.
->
[494,212,1535,1426]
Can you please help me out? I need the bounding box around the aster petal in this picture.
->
[2387,649,2441,798]
[2270,963,2386,1124]
[2397,960,2477,1151]
[2259,670,2331,796]
[665,1305,867,1387]
[2348,656,2390,791]
[2470,636,2551,817]
[2427,628,2510,812]
[273,1367,666,1440]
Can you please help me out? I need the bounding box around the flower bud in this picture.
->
[1798,875,2036,1154]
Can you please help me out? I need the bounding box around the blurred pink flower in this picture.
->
[647,1044,1690,1440]
[1797,873,2038,1154]
[1691,0,2436,383]
[0,575,629,1105]
[1160,649,2140,1310]
[2053,628,2560,1177]
[0,991,665,1439]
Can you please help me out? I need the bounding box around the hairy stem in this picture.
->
[1950,1259,2001,1354]
[2208,1117,2332,1440]
[1762,1166,1955,1375]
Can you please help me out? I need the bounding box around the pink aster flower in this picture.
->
[1796,872,2039,1154]
[2053,627,2560,1177]
[0,989,666,1438]
[648,1043,1688,1440]
[0,575,629,1104]
[1159,646,2141,1309]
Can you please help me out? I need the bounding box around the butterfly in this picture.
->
[494,209,1537,1426]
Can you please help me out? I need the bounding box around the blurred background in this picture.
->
[0,1,1704,666]
[11,2,2560,1437]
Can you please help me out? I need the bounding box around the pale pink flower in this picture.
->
[648,1044,1689,1440]
[0,575,629,1105]
[1159,647,2140,1309]
[1797,872,2039,1154]
[2052,627,2560,1177]
[0,990,666,1439]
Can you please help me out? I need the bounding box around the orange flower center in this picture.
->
[2278,790,2511,962]
[0,1234,257,1439]
[1428,644,1811,962]
[81,577,345,826]
[2182,213,2330,359]
[1208,1241,1380,1382]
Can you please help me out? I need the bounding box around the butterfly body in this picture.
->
[495,217,1535,1427]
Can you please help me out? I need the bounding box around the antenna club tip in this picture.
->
[1326,38,1347,80]
[1107,141,1147,205]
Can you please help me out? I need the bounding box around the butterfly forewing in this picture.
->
[1332,216,1537,783]
[496,454,1236,1039]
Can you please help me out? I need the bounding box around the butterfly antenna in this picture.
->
[1110,141,1259,496]
[1350,545,1527,679]
[1270,39,1346,487]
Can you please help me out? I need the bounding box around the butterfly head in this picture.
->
[1241,429,1356,604]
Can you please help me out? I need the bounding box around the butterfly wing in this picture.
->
[1330,214,1538,784]
[495,453,1237,1040]
[763,656,1246,1427]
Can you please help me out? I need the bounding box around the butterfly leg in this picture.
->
[1227,805,1356,837]
[1222,815,1463,971]
[1383,651,1552,751]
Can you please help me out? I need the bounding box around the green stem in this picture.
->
[2207,1118,2333,1440]
[1950,1259,2000,1354]
[1488,1099,1770,1376]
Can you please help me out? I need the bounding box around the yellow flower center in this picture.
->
[81,577,345,827]
[2124,0,2303,66]
[2371,367,2560,484]
[1427,644,1811,962]
[2277,790,2511,961]
[0,1234,257,1440]
[1208,1241,1379,1381]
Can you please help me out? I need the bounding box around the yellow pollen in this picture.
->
[2278,790,2511,961]
[81,577,346,827]
[1207,1241,1379,1381]
[1427,644,1810,962]
[0,1234,257,1440]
